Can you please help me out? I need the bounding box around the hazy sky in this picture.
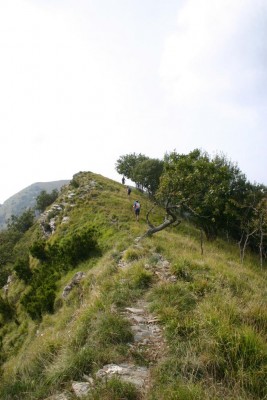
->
[0,0,266,203]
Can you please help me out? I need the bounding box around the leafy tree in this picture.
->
[7,209,35,233]
[115,153,148,183]
[35,189,59,212]
[157,149,253,241]
[134,158,164,196]
[237,190,267,264]
[255,197,267,267]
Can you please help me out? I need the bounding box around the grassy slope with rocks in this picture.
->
[0,171,266,400]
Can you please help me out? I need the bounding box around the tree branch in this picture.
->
[142,203,181,238]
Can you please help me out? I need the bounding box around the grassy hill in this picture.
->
[0,172,266,400]
[0,180,70,230]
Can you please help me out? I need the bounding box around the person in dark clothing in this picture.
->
[122,176,125,185]
[127,186,132,196]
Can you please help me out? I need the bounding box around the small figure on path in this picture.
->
[127,186,132,196]
[133,200,141,221]
[122,176,125,185]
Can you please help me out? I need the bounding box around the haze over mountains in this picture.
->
[0,180,70,230]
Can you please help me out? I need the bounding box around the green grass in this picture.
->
[0,171,266,400]
[85,377,140,400]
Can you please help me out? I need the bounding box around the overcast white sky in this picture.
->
[0,0,266,204]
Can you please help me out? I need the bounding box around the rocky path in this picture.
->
[46,250,175,399]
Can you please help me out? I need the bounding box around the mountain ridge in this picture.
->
[0,180,70,230]
[0,171,266,400]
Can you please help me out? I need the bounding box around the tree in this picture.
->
[115,153,149,183]
[35,189,59,212]
[134,158,164,196]
[238,193,267,265]
[157,149,252,241]
[256,197,267,267]
[7,209,35,233]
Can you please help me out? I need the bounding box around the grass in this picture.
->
[0,171,266,400]
[85,377,140,400]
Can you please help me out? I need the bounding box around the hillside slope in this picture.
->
[0,180,70,230]
[0,172,266,400]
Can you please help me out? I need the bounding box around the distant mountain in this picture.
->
[0,180,70,230]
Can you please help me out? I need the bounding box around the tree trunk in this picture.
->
[142,204,181,238]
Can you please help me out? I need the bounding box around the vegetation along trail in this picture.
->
[0,169,266,399]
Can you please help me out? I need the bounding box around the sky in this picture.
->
[0,0,266,204]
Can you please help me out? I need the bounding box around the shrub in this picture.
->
[70,177,79,188]
[14,256,32,283]
[0,295,15,324]
[45,227,99,268]
[30,240,47,261]
[21,274,57,320]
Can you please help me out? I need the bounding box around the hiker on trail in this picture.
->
[122,176,125,185]
[133,200,141,221]
[127,186,132,196]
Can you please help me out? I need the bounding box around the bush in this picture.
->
[70,177,80,188]
[41,227,99,268]
[21,271,57,320]
[0,295,15,324]
[23,227,99,320]
[58,227,98,266]
[14,257,32,283]
[30,240,47,262]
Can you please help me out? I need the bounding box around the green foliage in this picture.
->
[35,189,59,212]
[25,227,99,319]
[14,256,32,284]
[7,209,35,233]
[0,230,22,267]
[134,158,164,196]
[0,170,266,400]
[0,229,22,288]
[52,227,99,266]
[115,153,148,181]
[0,295,15,324]
[158,149,267,246]
[30,240,47,261]
[21,273,57,320]
[69,176,80,188]
[0,266,11,289]
[31,227,99,267]
[116,153,163,195]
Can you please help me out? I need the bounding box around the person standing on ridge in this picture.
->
[122,176,125,185]
[133,200,141,221]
